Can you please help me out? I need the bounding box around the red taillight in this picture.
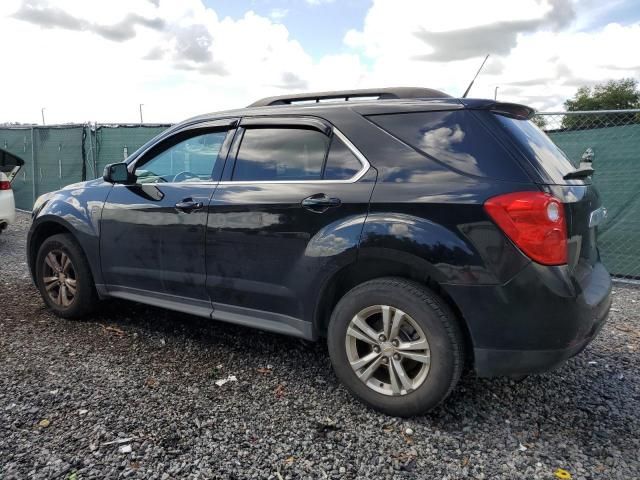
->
[0,180,10,190]
[484,191,567,265]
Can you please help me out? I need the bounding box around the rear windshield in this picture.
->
[0,149,24,183]
[367,110,528,181]
[494,114,578,184]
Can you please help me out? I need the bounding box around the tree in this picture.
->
[532,115,547,130]
[564,78,640,111]
[562,78,640,129]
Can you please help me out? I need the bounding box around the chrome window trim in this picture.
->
[123,127,371,187]
[112,181,219,187]
[218,127,371,185]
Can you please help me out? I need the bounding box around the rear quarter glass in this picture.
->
[323,135,362,180]
[366,110,530,182]
[493,114,582,185]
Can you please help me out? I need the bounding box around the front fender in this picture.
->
[28,181,111,287]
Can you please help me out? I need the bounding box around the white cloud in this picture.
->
[269,8,288,21]
[0,0,638,124]
[343,0,640,110]
[0,0,320,123]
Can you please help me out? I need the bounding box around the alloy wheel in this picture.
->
[42,249,77,308]
[345,305,431,396]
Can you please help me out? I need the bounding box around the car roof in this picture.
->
[126,94,534,166]
[183,97,468,125]
[172,86,533,132]
[248,87,452,107]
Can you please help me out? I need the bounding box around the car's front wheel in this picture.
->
[35,233,97,318]
[327,277,465,417]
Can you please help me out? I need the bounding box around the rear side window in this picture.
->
[323,135,362,180]
[494,115,577,184]
[368,110,527,181]
[233,128,329,181]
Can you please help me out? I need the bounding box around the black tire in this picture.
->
[35,233,98,318]
[327,277,465,417]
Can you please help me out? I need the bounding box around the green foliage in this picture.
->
[564,78,640,111]
[532,115,547,129]
[562,78,640,130]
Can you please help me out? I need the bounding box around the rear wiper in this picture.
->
[563,166,594,180]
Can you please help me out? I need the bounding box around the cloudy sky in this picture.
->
[1,0,639,124]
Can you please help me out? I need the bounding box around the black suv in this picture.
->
[28,87,611,416]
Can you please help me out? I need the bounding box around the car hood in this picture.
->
[61,178,106,191]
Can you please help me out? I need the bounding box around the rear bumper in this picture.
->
[444,260,612,377]
[472,306,609,376]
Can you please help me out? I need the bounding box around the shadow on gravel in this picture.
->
[89,297,324,355]
[83,296,634,434]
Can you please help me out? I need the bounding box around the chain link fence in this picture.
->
[1,112,639,280]
[535,109,640,281]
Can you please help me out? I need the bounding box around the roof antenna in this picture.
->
[462,54,490,98]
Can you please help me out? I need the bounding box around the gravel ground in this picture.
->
[1,212,639,480]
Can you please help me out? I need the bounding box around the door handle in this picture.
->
[175,198,204,213]
[302,193,341,213]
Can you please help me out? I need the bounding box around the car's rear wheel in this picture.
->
[327,277,464,417]
[35,233,97,318]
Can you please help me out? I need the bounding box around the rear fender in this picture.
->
[359,212,493,285]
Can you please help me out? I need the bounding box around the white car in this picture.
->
[0,148,24,234]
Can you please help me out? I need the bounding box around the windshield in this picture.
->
[495,114,579,184]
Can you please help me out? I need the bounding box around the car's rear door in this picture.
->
[205,116,376,338]
[100,119,237,314]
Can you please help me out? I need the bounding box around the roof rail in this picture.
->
[249,87,451,107]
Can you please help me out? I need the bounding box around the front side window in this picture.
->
[135,131,228,184]
[232,128,329,181]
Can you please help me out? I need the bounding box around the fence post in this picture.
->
[30,126,36,207]
[86,123,97,179]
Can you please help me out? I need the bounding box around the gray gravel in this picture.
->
[1,211,639,479]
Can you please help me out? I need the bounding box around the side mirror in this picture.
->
[103,162,133,184]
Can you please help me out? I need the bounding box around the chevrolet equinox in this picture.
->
[27,87,612,416]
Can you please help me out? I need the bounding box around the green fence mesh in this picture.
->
[542,113,640,279]
[0,124,170,211]
[32,126,85,197]
[93,125,169,178]
[0,127,34,211]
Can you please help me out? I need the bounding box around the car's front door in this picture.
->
[100,119,237,314]
[205,117,376,337]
